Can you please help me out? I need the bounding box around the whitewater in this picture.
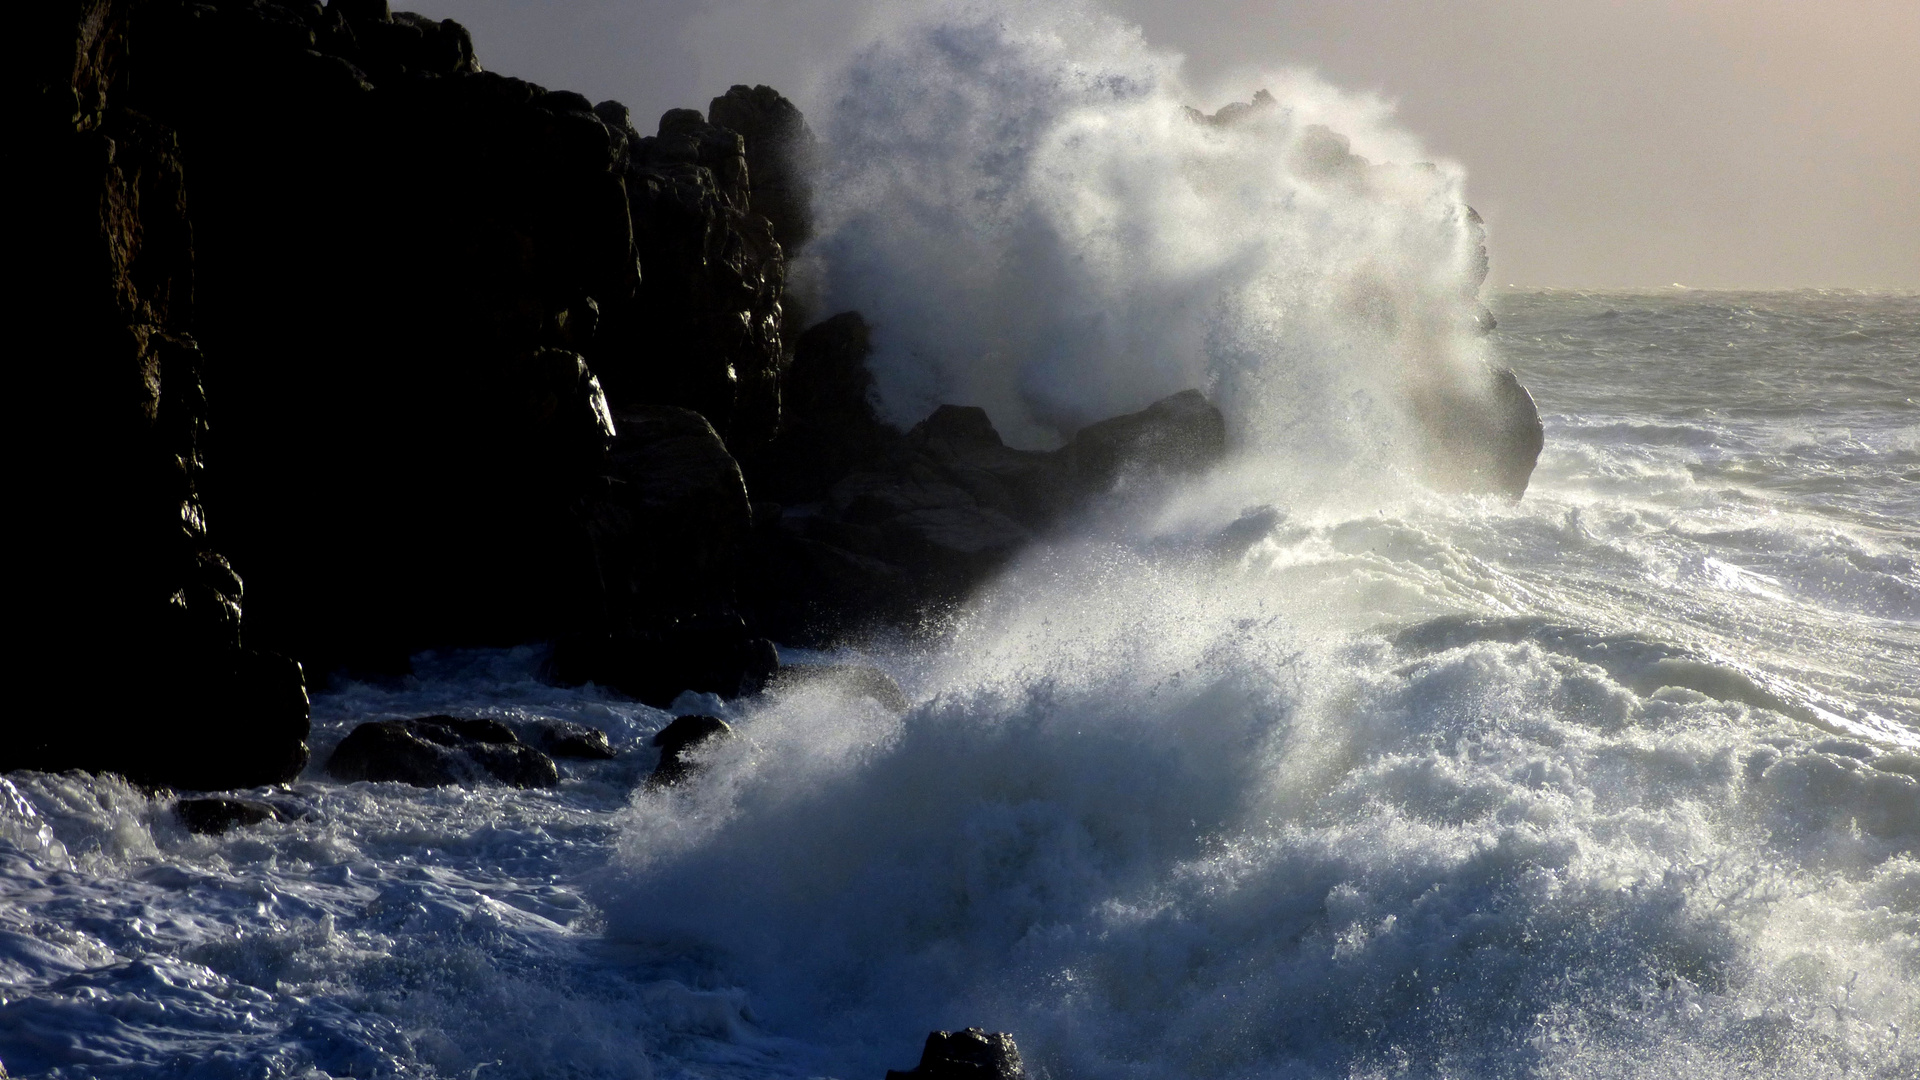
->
[3,4,1916,1078]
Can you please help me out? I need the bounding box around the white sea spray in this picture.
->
[804,0,1496,491]
[2,0,1916,1076]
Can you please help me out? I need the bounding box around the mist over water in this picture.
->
[3,2,1916,1078]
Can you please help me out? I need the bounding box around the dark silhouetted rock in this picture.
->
[885,1028,1026,1080]
[96,0,645,679]
[744,312,899,505]
[327,717,558,788]
[551,406,777,705]
[745,326,1230,642]
[598,106,787,451]
[176,797,288,835]
[707,84,818,255]
[1059,389,1227,497]
[328,722,465,786]
[530,720,616,760]
[9,0,312,792]
[649,715,734,787]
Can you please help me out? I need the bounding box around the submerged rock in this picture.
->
[327,716,559,788]
[175,797,289,835]
[648,715,734,787]
[885,1028,1026,1080]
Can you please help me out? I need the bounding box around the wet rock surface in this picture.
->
[529,719,616,760]
[327,716,560,789]
[745,314,1231,641]
[885,1028,1027,1080]
[12,0,312,792]
[649,715,734,788]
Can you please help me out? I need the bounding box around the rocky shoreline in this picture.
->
[11,0,1540,798]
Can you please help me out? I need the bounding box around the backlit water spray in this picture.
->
[2,2,1912,1078]
[601,3,1920,1078]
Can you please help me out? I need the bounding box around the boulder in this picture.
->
[885,1029,1026,1080]
[175,797,288,835]
[1058,388,1227,498]
[550,406,778,706]
[649,715,734,787]
[327,716,559,788]
[1413,366,1544,499]
[529,720,615,760]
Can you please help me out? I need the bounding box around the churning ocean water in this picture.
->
[4,2,1917,1076]
[3,288,1913,1080]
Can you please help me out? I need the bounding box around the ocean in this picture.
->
[2,287,1912,1078]
[4,1,1917,1075]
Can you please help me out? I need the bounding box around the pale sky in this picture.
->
[423,0,1919,289]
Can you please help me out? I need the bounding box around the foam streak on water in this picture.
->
[3,1,1918,1076]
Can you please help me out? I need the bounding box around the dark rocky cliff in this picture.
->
[9,0,1540,790]
[13,0,310,788]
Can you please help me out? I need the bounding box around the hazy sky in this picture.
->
[424,0,1919,289]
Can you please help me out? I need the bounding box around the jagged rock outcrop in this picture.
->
[885,1028,1026,1080]
[744,313,1229,642]
[73,0,791,701]
[708,83,818,259]
[9,0,310,791]
[595,103,789,451]
[14,1,805,774]
[114,0,637,676]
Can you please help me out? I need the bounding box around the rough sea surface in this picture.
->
[3,288,1915,1079]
